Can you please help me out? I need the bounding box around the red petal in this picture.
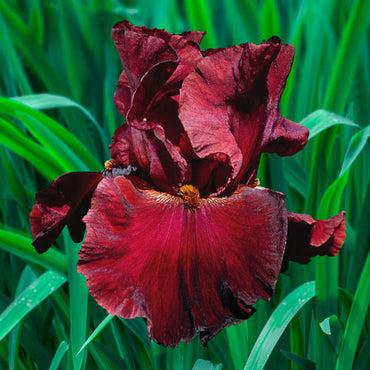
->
[112,20,204,46]
[262,117,309,156]
[113,21,204,130]
[281,211,346,271]
[179,40,308,191]
[78,177,287,347]
[30,172,102,253]
[114,71,131,117]
[109,124,187,194]
[164,33,204,90]
[112,22,178,92]
[261,45,309,155]
[179,46,245,191]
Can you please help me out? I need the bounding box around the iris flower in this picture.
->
[30,21,346,347]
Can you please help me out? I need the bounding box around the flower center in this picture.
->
[249,178,260,188]
[179,185,201,209]
[104,159,118,169]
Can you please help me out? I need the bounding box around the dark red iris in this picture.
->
[30,21,346,347]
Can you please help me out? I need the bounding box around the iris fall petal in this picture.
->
[281,211,346,272]
[78,176,287,347]
[30,172,102,253]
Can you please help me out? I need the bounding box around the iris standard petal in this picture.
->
[30,172,102,253]
[261,45,309,155]
[109,124,187,194]
[78,176,287,347]
[179,40,309,191]
[113,21,204,130]
[179,45,244,192]
[112,21,178,93]
[281,211,346,272]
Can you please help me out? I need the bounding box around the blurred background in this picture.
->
[0,0,369,369]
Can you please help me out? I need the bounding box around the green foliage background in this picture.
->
[0,0,369,369]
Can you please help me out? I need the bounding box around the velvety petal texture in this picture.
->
[30,172,102,253]
[281,211,346,272]
[78,176,287,346]
[111,21,206,194]
[112,20,204,127]
[179,38,309,191]
[29,21,347,349]
[109,124,187,194]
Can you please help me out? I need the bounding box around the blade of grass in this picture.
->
[335,251,370,369]
[0,117,65,180]
[8,266,37,370]
[76,314,114,356]
[0,228,67,275]
[0,97,101,171]
[184,0,217,48]
[49,341,69,370]
[300,110,360,140]
[63,233,88,370]
[0,270,67,341]
[0,1,68,94]
[244,281,315,369]
[339,126,370,176]
[193,359,223,370]
[323,0,370,113]
[226,322,249,369]
[11,93,107,141]
[347,180,370,292]
[260,0,281,39]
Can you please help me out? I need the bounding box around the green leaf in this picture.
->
[11,93,107,142]
[0,228,67,275]
[118,317,151,348]
[0,97,101,172]
[320,315,344,354]
[336,251,370,369]
[49,341,69,370]
[283,157,308,198]
[8,266,37,370]
[261,0,281,39]
[300,109,360,140]
[339,125,370,176]
[76,314,114,356]
[317,170,349,218]
[244,281,315,369]
[64,234,88,370]
[323,0,370,113]
[353,333,370,370]
[338,287,354,316]
[192,359,223,370]
[0,271,67,341]
[184,0,218,49]
[280,350,316,370]
[0,116,64,180]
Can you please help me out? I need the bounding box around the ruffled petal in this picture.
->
[113,21,204,131]
[78,176,287,347]
[281,211,346,272]
[179,39,308,191]
[179,46,245,192]
[112,21,178,92]
[261,45,309,155]
[164,33,204,90]
[109,124,187,194]
[114,71,131,117]
[262,117,309,156]
[30,172,102,253]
